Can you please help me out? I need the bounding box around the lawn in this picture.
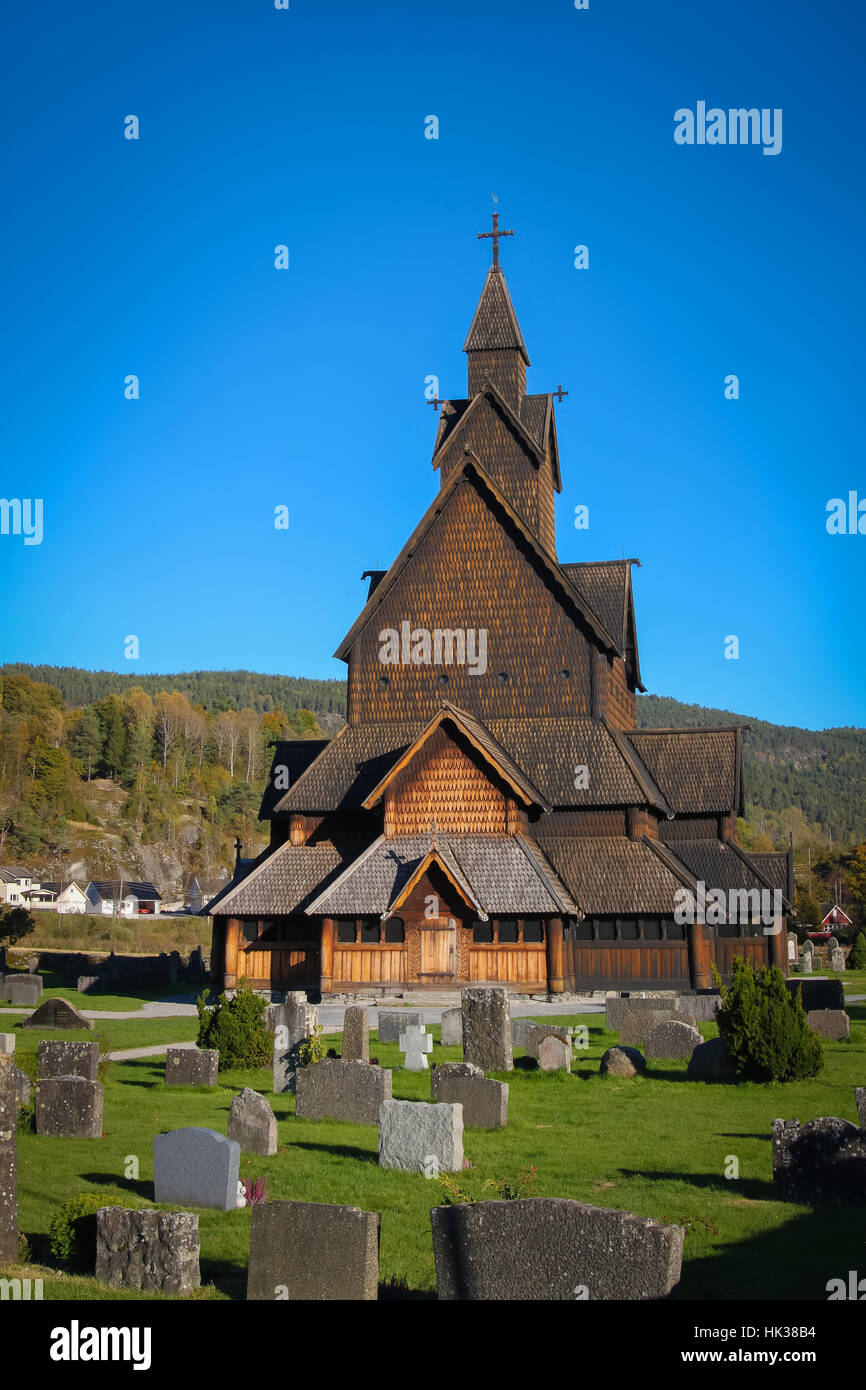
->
[5,996,865,1301]
[1,968,203,1014]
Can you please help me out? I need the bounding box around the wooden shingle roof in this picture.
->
[533,834,688,916]
[463,265,530,363]
[205,843,345,917]
[625,727,745,815]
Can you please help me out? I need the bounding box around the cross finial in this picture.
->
[552,384,568,403]
[477,195,514,269]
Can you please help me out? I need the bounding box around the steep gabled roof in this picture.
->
[463,265,530,363]
[532,833,689,916]
[625,727,745,815]
[561,560,644,692]
[205,842,345,917]
[433,390,561,491]
[259,739,331,818]
[270,721,425,815]
[87,880,161,900]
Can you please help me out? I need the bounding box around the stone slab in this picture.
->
[376,1010,422,1044]
[461,987,512,1072]
[247,1201,380,1301]
[686,1037,736,1081]
[96,1207,200,1294]
[645,1020,702,1061]
[35,1075,103,1137]
[537,1035,571,1072]
[523,1022,570,1059]
[6,978,40,1008]
[440,1008,463,1047]
[228,1088,277,1156]
[21,997,93,1031]
[772,1116,866,1205]
[0,1055,18,1263]
[165,1047,219,1086]
[618,1010,675,1048]
[0,1035,14,1056]
[378,1099,463,1173]
[806,1009,850,1041]
[430,1197,685,1300]
[153,1128,240,1211]
[342,1006,369,1062]
[295,1059,392,1125]
[431,1063,508,1128]
[37,1040,99,1082]
[77,976,102,993]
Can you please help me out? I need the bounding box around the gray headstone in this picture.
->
[855,1088,866,1129]
[6,978,40,1008]
[686,1037,736,1081]
[25,958,38,975]
[228,1088,277,1156]
[342,1007,369,1062]
[35,1075,103,1137]
[430,1197,685,1300]
[645,1020,702,1061]
[787,934,797,963]
[271,996,319,1095]
[165,1047,219,1086]
[461,987,512,1072]
[830,948,846,973]
[510,1017,534,1049]
[772,1116,866,1205]
[523,1022,571,1059]
[13,1067,30,1108]
[21,997,93,1030]
[679,993,720,1023]
[619,1010,676,1048]
[827,936,839,951]
[265,992,315,1037]
[0,1056,18,1263]
[399,1023,433,1071]
[431,1062,508,1128]
[153,1128,240,1211]
[802,949,813,973]
[806,1009,850,1041]
[440,1008,464,1047]
[77,976,101,993]
[599,1046,646,1077]
[376,1010,422,1044]
[37,1040,99,1082]
[96,1208,200,1293]
[247,1201,380,1301]
[0,1034,14,1056]
[605,994,679,1031]
[537,1035,571,1072]
[295,1059,392,1125]
[378,1099,463,1173]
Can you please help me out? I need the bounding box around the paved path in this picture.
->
[109,1041,198,1061]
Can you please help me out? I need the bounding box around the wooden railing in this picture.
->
[332,945,405,986]
[469,944,547,988]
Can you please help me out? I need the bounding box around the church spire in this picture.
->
[463,203,529,407]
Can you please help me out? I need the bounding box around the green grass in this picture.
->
[6,999,865,1301]
[1,969,201,1013]
[9,1016,201,1053]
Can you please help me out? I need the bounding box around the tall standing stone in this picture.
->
[272,995,319,1095]
[831,948,846,973]
[461,987,512,1072]
[37,1040,100,1081]
[247,1201,380,1301]
[342,1007,369,1062]
[0,1055,18,1263]
[228,1088,278,1156]
[440,1008,464,1046]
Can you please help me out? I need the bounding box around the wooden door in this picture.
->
[420,926,456,978]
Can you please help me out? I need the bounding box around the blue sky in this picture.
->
[1,0,864,730]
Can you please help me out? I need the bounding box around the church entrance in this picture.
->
[419,923,457,979]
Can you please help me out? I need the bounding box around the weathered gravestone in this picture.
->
[265,991,316,1036]
[37,1040,99,1082]
[772,1117,866,1205]
[855,1088,866,1129]
[6,977,41,1008]
[96,1208,200,1294]
[599,1046,646,1077]
[806,1009,850,1040]
[523,1022,571,1059]
[645,1020,702,1062]
[786,978,844,1011]
[342,1006,369,1062]
[376,1010,422,1044]
[153,1128,240,1211]
[247,1201,380,1301]
[400,1023,433,1071]
[77,976,102,994]
[827,936,839,951]
[440,1008,463,1047]
[165,1047,219,1086]
[228,1088,277,1156]
[36,1076,103,1137]
[510,1017,534,1049]
[801,944,813,974]
[0,1034,14,1056]
[21,996,93,1030]
[13,1068,30,1107]
[605,994,679,1032]
[295,1059,392,1125]
[431,1062,508,1128]
[271,995,319,1095]
[378,1099,463,1173]
[0,1055,17,1263]
[461,986,512,1072]
[619,1010,677,1048]
[686,1037,736,1081]
[430,1197,685,1300]
[537,1035,571,1072]
[831,948,846,973]
[787,933,797,964]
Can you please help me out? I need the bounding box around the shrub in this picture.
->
[848,932,866,970]
[714,957,823,1082]
[17,1231,31,1263]
[196,982,270,1071]
[48,1193,130,1271]
[299,1025,327,1066]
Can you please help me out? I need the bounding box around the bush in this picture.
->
[299,1024,327,1067]
[848,932,866,970]
[714,957,823,1083]
[48,1193,130,1271]
[196,981,270,1071]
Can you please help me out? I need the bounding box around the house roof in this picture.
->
[87,880,162,901]
[651,838,795,914]
[431,385,562,493]
[0,865,33,882]
[625,727,745,815]
[532,833,690,916]
[40,881,85,896]
[260,739,331,818]
[205,843,345,917]
[463,265,530,363]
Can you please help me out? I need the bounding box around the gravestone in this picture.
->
[26,958,38,974]
[599,1046,646,1077]
[855,1088,866,1129]
[6,977,40,1008]
[677,993,720,1023]
[806,1009,850,1041]
[0,1034,14,1056]
[96,1208,201,1294]
[165,1047,219,1086]
[36,1076,103,1137]
[686,1037,736,1081]
[295,1059,392,1125]
[605,994,679,1032]
[0,1055,18,1263]
[772,1117,866,1205]
[376,1010,422,1044]
[247,1201,380,1301]
[77,976,101,993]
[228,1088,277,1156]
[831,948,846,973]
[17,973,43,997]
[37,1040,99,1082]
[645,1020,702,1062]
[801,944,813,974]
[827,936,839,951]
[510,1017,533,1049]
[0,978,7,1002]
[13,1067,30,1107]
[265,991,315,1036]
[537,1035,571,1072]
[461,987,512,1072]
[378,1099,463,1173]
[523,1023,571,1059]
[787,934,797,964]
[431,1062,508,1128]
[272,995,319,1095]
[430,1197,685,1300]
[440,1008,463,1047]
[21,997,93,1030]
[619,1010,675,1048]
[399,1023,433,1071]
[342,1006,369,1062]
[785,978,844,1011]
[153,1128,240,1211]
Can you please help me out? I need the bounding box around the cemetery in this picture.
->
[1,959,865,1301]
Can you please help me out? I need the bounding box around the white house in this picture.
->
[37,881,89,914]
[84,880,162,917]
[0,866,35,906]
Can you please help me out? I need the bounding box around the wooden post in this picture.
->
[320,917,335,995]
[688,920,713,989]
[224,917,240,988]
[546,916,564,994]
[768,917,788,976]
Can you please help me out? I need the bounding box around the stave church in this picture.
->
[208,215,792,997]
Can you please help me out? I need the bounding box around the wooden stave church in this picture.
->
[208,223,793,997]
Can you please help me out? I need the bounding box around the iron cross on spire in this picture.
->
[478,197,514,268]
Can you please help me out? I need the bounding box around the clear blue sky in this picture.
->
[2,0,864,730]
